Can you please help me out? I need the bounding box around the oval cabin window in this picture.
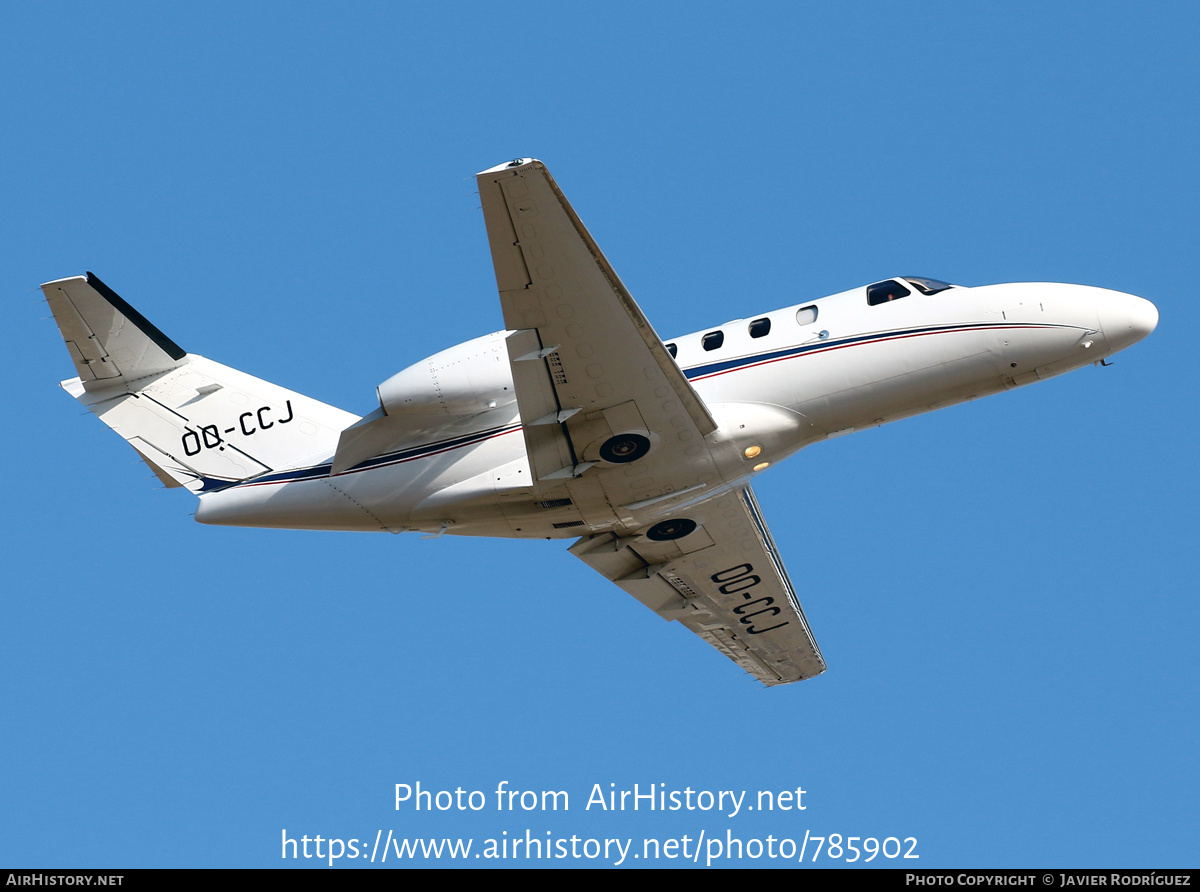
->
[795,306,818,325]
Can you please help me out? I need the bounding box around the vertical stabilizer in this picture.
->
[44,274,358,493]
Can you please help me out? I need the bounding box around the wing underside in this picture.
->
[570,485,826,686]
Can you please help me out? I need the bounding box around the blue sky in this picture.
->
[2,1,1196,868]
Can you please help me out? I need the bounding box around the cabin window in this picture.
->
[702,330,724,351]
[795,305,818,326]
[867,280,911,306]
[748,318,771,338]
[665,342,678,358]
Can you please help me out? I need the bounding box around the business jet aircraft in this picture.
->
[43,158,1158,686]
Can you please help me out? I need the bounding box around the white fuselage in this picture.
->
[194,279,1157,537]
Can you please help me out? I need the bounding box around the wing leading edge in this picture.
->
[570,485,826,686]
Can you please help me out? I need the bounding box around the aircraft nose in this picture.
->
[1096,289,1159,353]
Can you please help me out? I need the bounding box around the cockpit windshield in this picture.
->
[902,276,957,295]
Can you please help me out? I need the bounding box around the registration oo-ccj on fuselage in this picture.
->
[44,158,1158,686]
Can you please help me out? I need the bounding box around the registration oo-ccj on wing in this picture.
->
[43,159,1158,686]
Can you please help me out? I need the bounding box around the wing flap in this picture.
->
[505,328,579,481]
[569,486,826,686]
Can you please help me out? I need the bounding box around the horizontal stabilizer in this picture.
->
[42,273,186,386]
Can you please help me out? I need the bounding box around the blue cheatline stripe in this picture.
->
[201,422,523,492]
[681,321,1076,381]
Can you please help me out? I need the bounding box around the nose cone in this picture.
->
[1095,289,1159,353]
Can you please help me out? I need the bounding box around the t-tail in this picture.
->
[43,273,357,494]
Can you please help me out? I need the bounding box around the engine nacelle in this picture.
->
[376,331,516,417]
